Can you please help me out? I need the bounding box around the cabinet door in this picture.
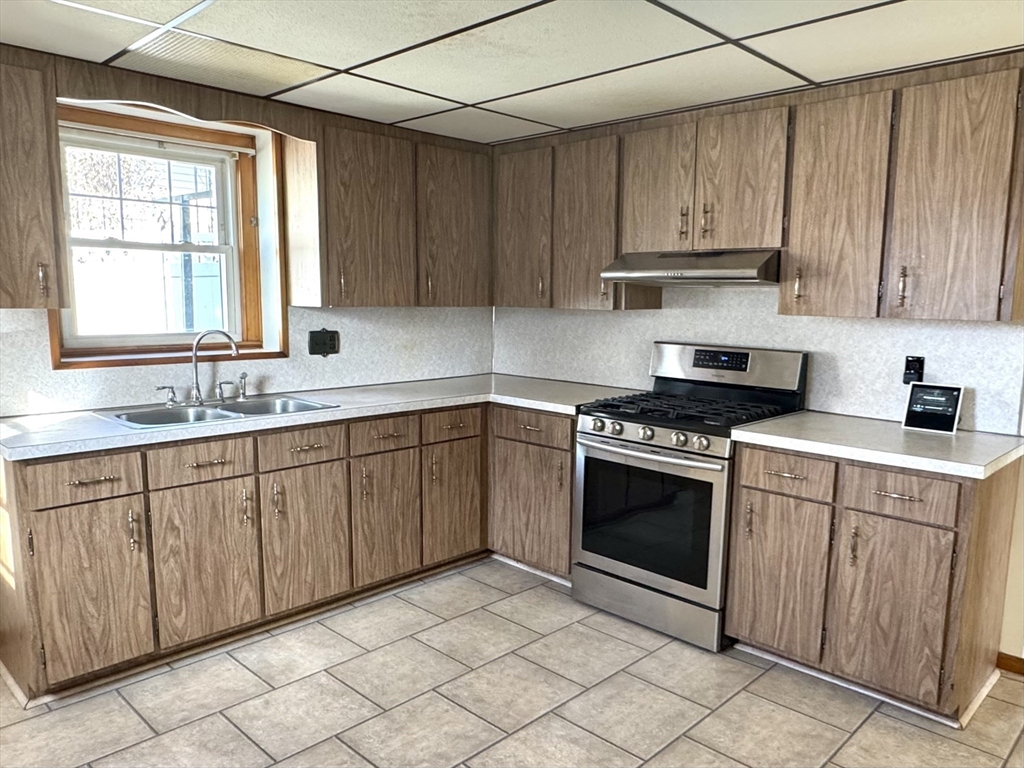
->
[350,448,421,587]
[553,136,617,310]
[32,495,154,683]
[826,509,954,706]
[0,62,63,308]
[781,92,893,317]
[725,489,832,666]
[150,478,261,647]
[694,107,787,250]
[495,148,552,307]
[324,127,415,307]
[418,145,491,306]
[621,123,697,253]
[422,438,482,566]
[885,70,1019,320]
[261,461,351,616]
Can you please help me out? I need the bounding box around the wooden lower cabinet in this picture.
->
[32,495,154,683]
[260,461,352,616]
[422,437,482,566]
[350,448,421,588]
[825,508,954,707]
[149,478,261,648]
[490,437,571,576]
[725,488,832,666]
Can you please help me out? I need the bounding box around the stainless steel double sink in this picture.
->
[99,397,336,429]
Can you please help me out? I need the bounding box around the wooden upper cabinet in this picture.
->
[495,148,553,307]
[621,123,697,253]
[694,107,787,251]
[780,92,893,318]
[418,145,491,307]
[422,437,483,566]
[553,136,618,310]
[0,62,64,309]
[324,127,416,307]
[885,69,1019,321]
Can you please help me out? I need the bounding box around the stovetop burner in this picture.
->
[580,393,786,430]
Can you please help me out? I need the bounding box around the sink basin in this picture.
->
[108,406,242,428]
[216,397,335,416]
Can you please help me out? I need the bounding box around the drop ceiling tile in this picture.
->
[354,0,720,104]
[114,30,332,97]
[398,108,555,143]
[0,0,154,62]
[277,75,461,124]
[747,0,1024,83]
[487,45,804,129]
[69,0,200,24]
[179,0,535,71]
[661,0,884,39]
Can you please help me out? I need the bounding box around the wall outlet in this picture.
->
[308,328,340,357]
[904,356,924,384]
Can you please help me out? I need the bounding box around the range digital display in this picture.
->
[693,349,750,372]
[903,384,963,434]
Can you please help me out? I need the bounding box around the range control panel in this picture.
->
[693,349,750,372]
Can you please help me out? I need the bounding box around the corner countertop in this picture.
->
[0,374,637,462]
[732,411,1024,480]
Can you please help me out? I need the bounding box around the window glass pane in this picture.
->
[119,153,171,202]
[64,146,119,197]
[171,201,220,245]
[170,160,217,202]
[68,196,121,239]
[122,201,174,244]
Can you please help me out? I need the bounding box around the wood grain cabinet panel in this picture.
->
[885,70,1019,321]
[694,107,787,251]
[418,144,491,307]
[0,62,63,309]
[260,461,351,615]
[422,438,482,566]
[780,92,893,317]
[490,406,573,451]
[422,407,482,444]
[350,448,421,588]
[14,452,143,510]
[553,136,618,310]
[147,438,254,490]
[495,148,552,307]
[826,509,954,706]
[621,123,697,253]
[843,465,959,528]
[150,478,261,647]
[739,447,837,503]
[324,127,416,307]
[725,488,832,666]
[349,414,420,456]
[257,424,346,472]
[32,495,154,683]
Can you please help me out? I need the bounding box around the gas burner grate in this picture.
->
[584,394,785,428]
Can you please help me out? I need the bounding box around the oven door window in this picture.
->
[581,456,713,589]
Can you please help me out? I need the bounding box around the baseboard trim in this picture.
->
[998,652,1024,675]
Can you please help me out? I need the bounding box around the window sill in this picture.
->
[51,348,287,370]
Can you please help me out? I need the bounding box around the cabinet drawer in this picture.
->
[257,424,346,472]
[147,438,254,490]
[14,452,143,510]
[491,406,573,451]
[843,465,959,528]
[739,447,836,503]
[349,414,420,456]
[422,407,482,444]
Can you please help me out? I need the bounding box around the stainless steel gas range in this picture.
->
[571,342,808,651]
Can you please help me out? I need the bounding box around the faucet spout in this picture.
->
[188,330,239,406]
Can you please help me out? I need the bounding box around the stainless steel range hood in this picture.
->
[600,249,780,286]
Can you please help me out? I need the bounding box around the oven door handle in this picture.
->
[577,436,725,472]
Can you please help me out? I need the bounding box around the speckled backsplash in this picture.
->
[493,287,1024,435]
[0,306,493,417]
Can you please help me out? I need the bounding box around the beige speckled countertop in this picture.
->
[0,374,637,462]
[733,411,1024,479]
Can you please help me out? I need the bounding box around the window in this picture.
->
[50,106,282,366]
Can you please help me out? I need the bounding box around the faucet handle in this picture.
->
[215,381,235,403]
[156,386,178,408]
[238,372,249,401]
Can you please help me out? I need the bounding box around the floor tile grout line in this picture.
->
[741,686,874,735]
[332,732,381,768]
[113,687,160,738]
[816,700,881,767]
[573,616,675,654]
[872,709,1019,762]
[216,710,277,765]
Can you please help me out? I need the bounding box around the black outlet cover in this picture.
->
[308,328,340,357]
[904,356,925,385]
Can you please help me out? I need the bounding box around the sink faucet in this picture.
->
[187,330,239,406]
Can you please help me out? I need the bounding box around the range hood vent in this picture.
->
[601,249,781,286]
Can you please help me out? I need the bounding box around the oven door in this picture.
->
[573,435,730,609]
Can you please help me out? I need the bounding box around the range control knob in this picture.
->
[590,418,606,432]
[693,435,711,451]
[671,432,688,447]
[638,426,655,441]
[608,421,624,436]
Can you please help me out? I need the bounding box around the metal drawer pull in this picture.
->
[127,509,138,552]
[849,524,859,566]
[518,424,542,432]
[441,423,466,430]
[793,268,803,301]
[557,460,564,489]
[700,204,711,238]
[38,262,48,297]
[64,475,118,486]
[765,469,805,480]
[241,488,251,527]
[272,482,282,519]
[185,459,227,469]
[745,500,753,538]
[873,490,923,503]
[537,276,544,298]
[290,443,325,453]
[678,205,689,239]
[897,265,908,307]
[431,454,438,484]
[361,466,369,499]
[373,432,403,440]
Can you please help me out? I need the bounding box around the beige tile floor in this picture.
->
[1,557,1022,768]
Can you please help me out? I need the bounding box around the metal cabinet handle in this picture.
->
[185,459,227,469]
[679,205,689,239]
[37,262,48,297]
[441,423,466,431]
[427,272,433,301]
[373,432,403,440]
[290,443,325,453]
[272,482,282,519]
[127,508,138,552]
[873,490,923,503]
[241,488,251,527]
[361,466,368,500]
[518,424,542,432]
[849,524,859,566]
[793,268,803,301]
[557,460,564,490]
[431,454,438,484]
[765,469,805,480]
[537,276,544,298]
[745,500,753,538]
[897,266,908,307]
[700,204,711,239]
[340,267,346,301]
[64,475,118,487]
[600,279,608,299]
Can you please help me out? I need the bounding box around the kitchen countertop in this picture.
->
[0,374,637,462]
[732,411,1024,479]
